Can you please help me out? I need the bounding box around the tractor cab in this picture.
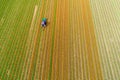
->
[41,18,47,27]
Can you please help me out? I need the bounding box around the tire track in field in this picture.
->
[38,0,49,78]
[37,0,53,79]
[34,0,48,80]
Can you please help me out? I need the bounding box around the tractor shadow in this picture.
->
[46,21,50,27]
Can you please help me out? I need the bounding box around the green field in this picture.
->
[0,0,42,79]
[0,0,120,80]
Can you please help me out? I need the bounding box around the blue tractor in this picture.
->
[41,18,47,27]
